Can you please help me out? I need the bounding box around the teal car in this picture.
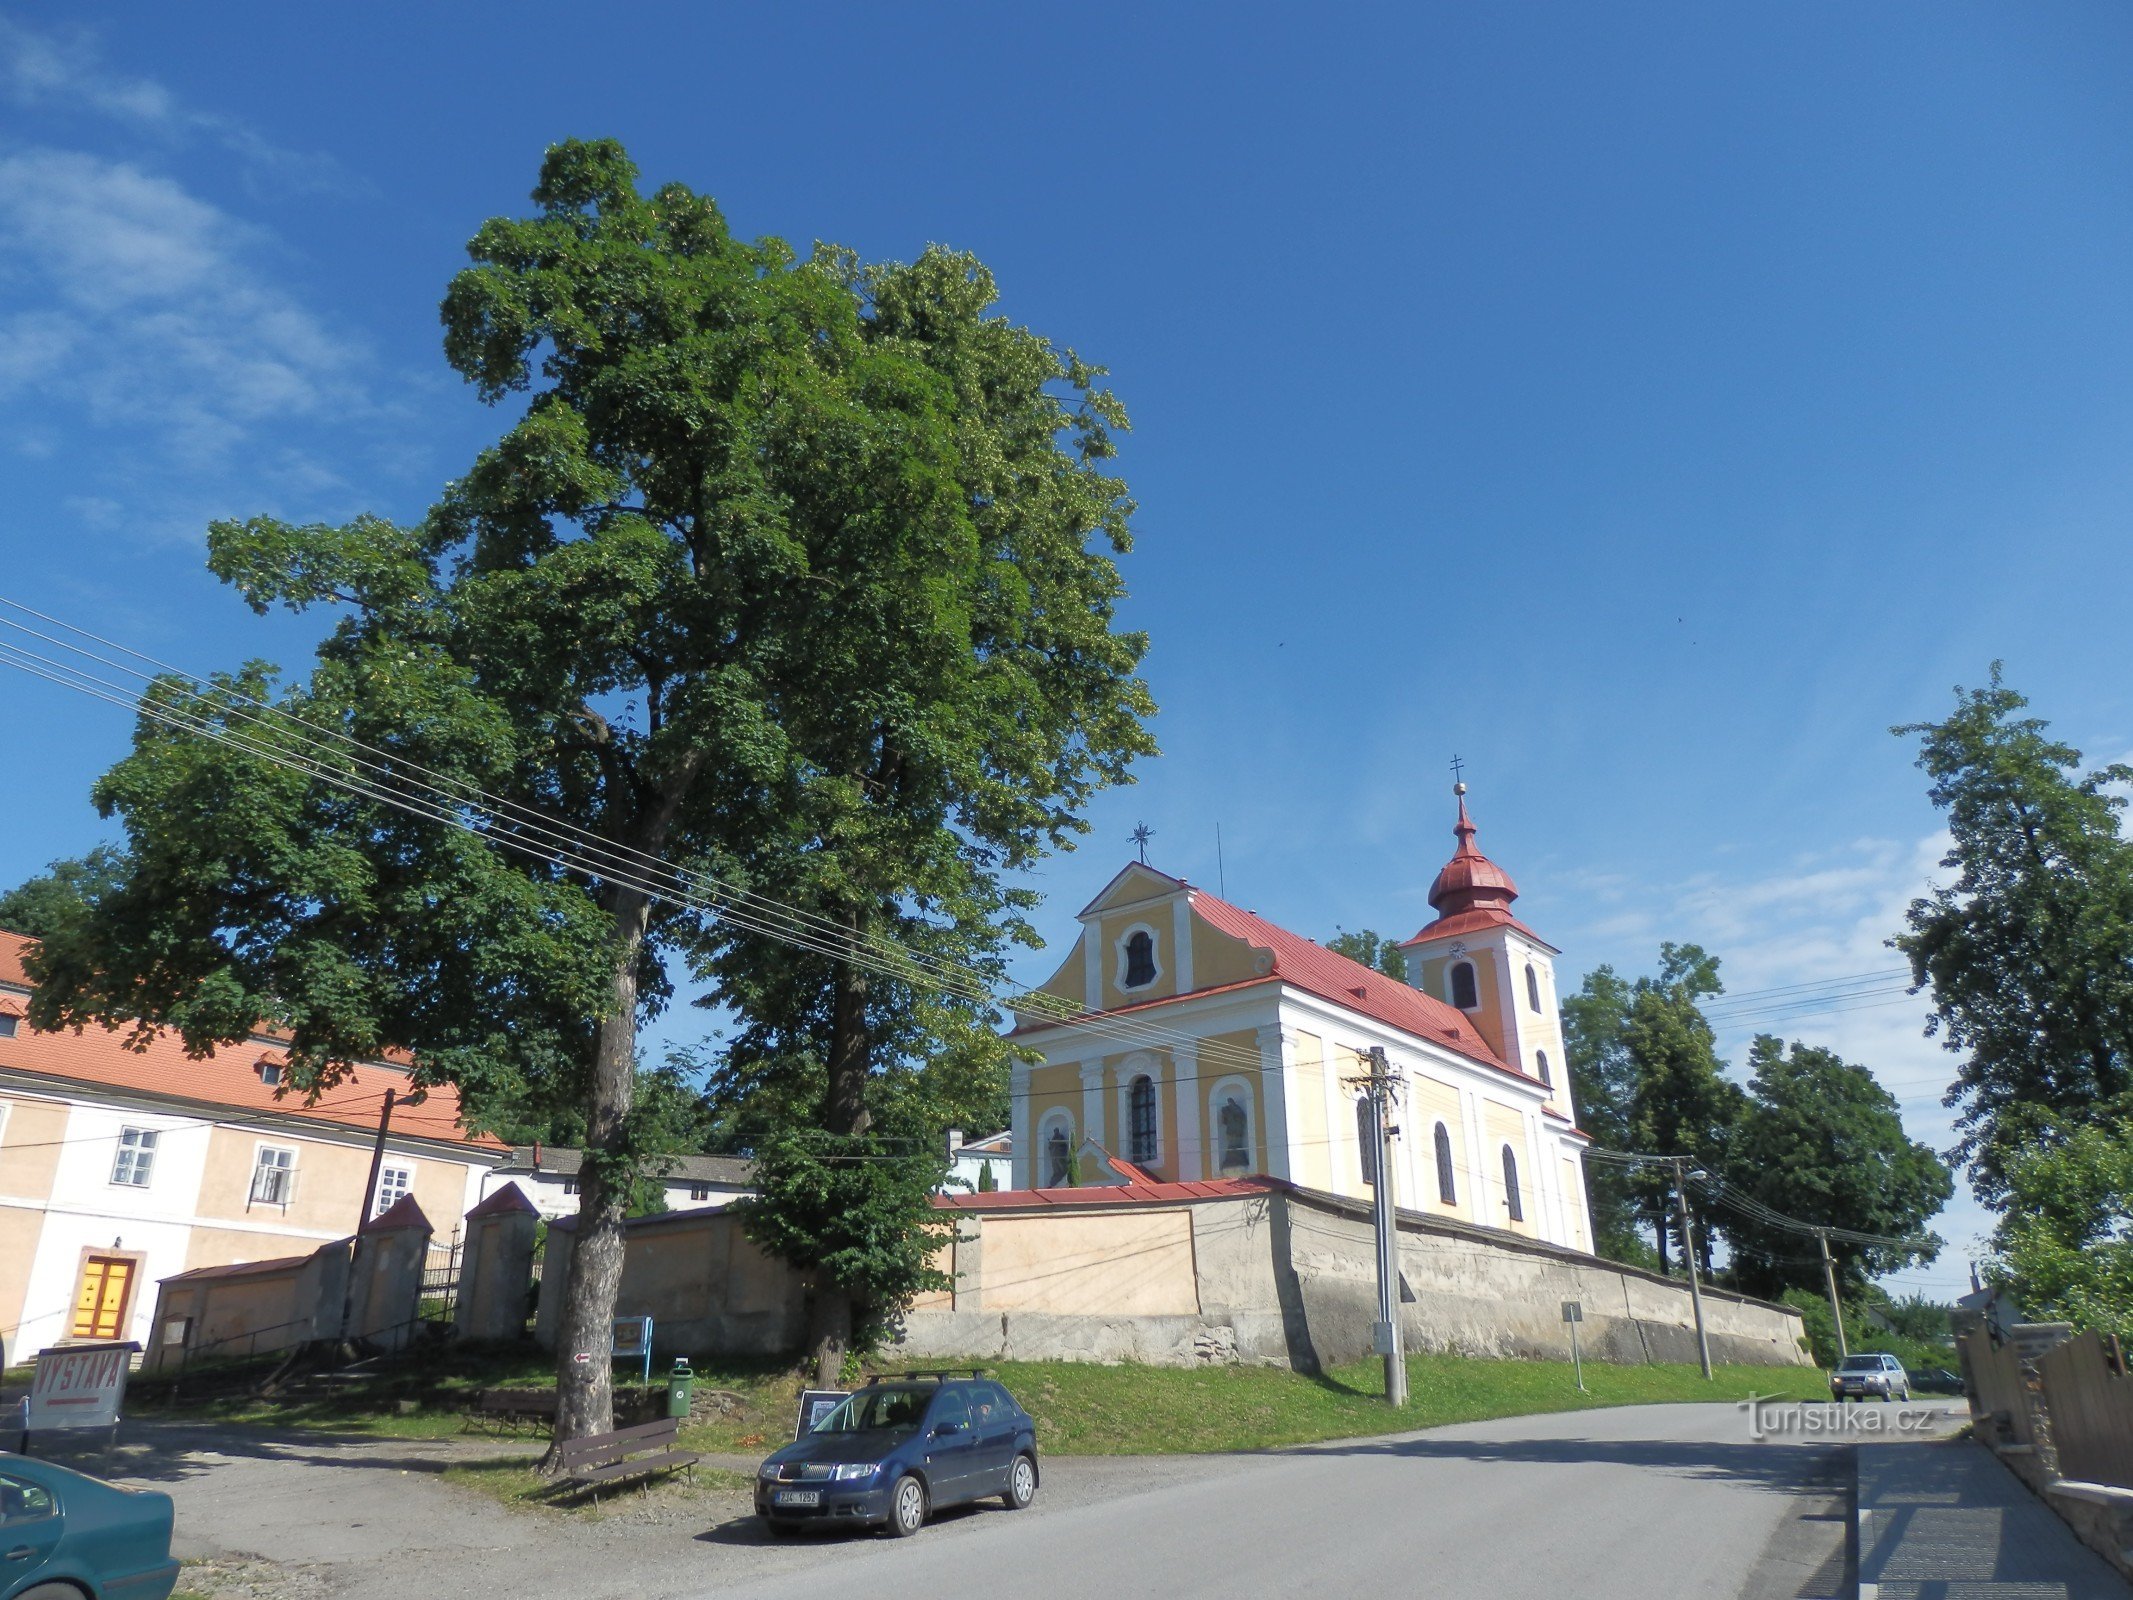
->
[0,1453,178,1600]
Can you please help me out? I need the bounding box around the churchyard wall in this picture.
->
[889,1184,1807,1369]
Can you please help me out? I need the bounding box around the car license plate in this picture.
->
[775,1489,821,1507]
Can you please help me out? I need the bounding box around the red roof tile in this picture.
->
[933,1175,1280,1210]
[0,932,504,1151]
[1186,892,1530,1081]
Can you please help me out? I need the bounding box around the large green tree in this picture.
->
[23,140,1152,1441]
[1894,667,2133,1202]
[1564,944,1742,1273]
[1722,1035,1950,1299]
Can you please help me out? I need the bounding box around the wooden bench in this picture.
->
[552,1416,700,1498]
[465,1387,559,1434]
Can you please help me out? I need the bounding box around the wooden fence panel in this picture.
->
[2039,1331,2133,1489]
[1960,1325,2034,1449]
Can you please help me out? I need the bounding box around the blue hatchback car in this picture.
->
[756,1376,1039,1537]
[0,1452,179,1600]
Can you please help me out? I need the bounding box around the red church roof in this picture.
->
[1188,892,1528,1080]
[1027,871,1541,1089]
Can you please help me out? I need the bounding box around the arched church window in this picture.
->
[1217,1094,1251,1172]
[1123,930,1156,989]
[1526,963,1542,1012]
[1434,1122,1457,1206]
[1357,1096,1377,1186]
[1128,1074,1158,1164]
[1449,960,1478,1010]
[1044,1123,1073,1187]
[1535,1049,1552,1088]
[1501,1145,1524,1223]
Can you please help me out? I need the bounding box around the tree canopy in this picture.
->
[1894,665,2133,1201]
[19,139,1154,1436]
[1326,927,1410,981]
[1724,1035,1950,1298]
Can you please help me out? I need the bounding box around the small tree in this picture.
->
[1326,927,1410,981]
[1991,1123,2133,1343]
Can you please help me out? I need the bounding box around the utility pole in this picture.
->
[359,1088,397,1230]
[1816,1229,1849,1361]
[1356,1046,1408,1407]
[1671,1157,1713,1380]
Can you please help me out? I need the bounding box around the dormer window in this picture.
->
[257,1060,284,1088]
[1121,928,1157,990]
[1449,960,1479,1011]
[0,1015,16,1039]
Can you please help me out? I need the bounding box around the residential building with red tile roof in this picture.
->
[0,930,508,1359]
[1005,793,1594,1255]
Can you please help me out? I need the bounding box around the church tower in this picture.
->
[1399,786,1575,1125]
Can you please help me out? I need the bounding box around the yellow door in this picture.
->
[70,1256,133,1340]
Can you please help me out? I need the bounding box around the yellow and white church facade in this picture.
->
[1007,793,1595,1253]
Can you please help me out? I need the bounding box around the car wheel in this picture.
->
[886,1473,927,1538]
[20,1586,100,1600]
[1003,1452,1038,1510]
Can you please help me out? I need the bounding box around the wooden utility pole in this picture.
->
[359,1087,397,1228]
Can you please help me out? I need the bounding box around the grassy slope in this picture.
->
[127,1345,1828,1459]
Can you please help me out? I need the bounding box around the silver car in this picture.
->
[1830,1352,1910,1402]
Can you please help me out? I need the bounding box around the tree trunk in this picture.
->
[538,884,651,1472]
[808,927,872,1386]
[1653,1210,1671,1276]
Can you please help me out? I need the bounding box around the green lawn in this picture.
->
[996,1354,1830,1454]
[126,1343,1827,1459]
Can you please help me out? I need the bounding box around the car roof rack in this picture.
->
[861,1367,990,1386]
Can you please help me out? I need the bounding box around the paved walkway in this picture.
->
[1858,1438,2131,1599]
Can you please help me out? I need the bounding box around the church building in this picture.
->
[1007,791,1594,1253]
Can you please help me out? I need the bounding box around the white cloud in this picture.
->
[0,18,347,195]
[1560,828,1997,1300]
[0,147,371,471]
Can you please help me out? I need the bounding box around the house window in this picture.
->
[1043,1122,1073,1187]
[373,1164,412,1216]
[257,1060,284,1087]
[1122,929,1156,989]
[1535,1050,1552,1088]
[1127,1074,1158,1164]
[1434,1122,1457,1206]
[690,1184,712,1202]
[1357,1097,1378,1187]
[1501,1145,1523,1223]
[1526,963,1543,1013]
[0,1015,17,1039]
[562,1178,579,1196]
[1449,961,1479,1010]
[111,1127,157,1187]
[1216,1091,1251,1172]
[249,1145,296,1205]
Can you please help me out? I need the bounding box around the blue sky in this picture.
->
[6,2,2133,1298]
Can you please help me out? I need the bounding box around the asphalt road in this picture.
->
[112,1399,1963,1600]
[696,1399,1915,1600]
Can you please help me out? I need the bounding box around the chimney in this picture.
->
[947,1129,965,1155]
[532,1140,542,1171]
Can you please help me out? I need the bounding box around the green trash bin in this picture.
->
[667,1357,695,1419]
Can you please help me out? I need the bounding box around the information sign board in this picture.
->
[611,1316,654,1385]
[27,1342,138,1434]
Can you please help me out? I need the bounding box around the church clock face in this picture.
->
[1447,941,1467,956]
